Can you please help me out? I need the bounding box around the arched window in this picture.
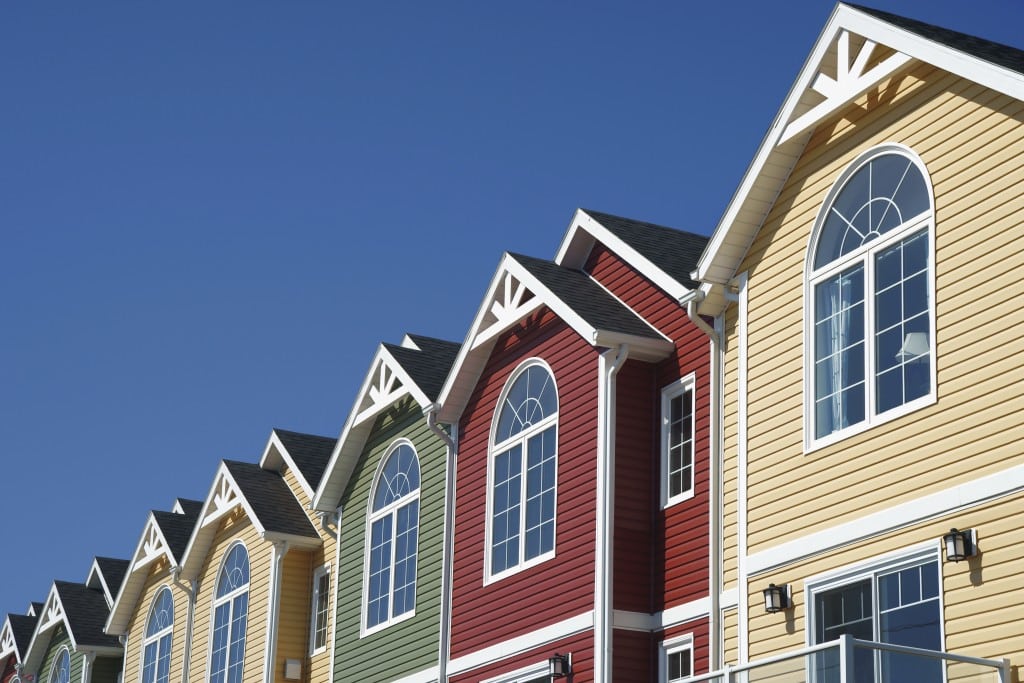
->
[489,360,558,578]
[364,441,420,632]
[807,145,935,445]
[209,543,249,683]
[141,587,174,683]
[49,647,70,683]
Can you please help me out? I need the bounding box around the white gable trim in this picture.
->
[0,618,17,660]
[259,431,314,500]
[696,3,1024,313]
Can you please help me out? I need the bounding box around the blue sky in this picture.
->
[1,1,1022,617]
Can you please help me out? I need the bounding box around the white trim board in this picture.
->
[747,462,1024,575]
[446,611,593,676]
[388,666,439,683]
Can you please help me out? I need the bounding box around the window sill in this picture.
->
[483,549,556,586]
[359,608,416,639]
[804,392,937,454]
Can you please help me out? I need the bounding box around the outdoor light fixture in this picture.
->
[549,653,571,678]
[763,583,790,613]
[896,332,929,362]
[943,528,977,562]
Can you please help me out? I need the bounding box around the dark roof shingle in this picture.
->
[54,582,121,650]
[93,558,130,598]
[7,613,37,657]
[511,253,663,340]
[223,461,319,539]
[272,429,336,491]
[382,336,460,403]
[153,505,202,565]
[582,209,709,290]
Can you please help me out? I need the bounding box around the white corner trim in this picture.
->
[612,596,714,633]
[747,462,1024,575]
[446,611,593,676]
[386,666,440,683]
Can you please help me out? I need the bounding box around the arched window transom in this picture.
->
[808,146,935,444]
[141,587,174,683]
[49,648,70,683]
[365,442,420,632]
[209,543,249,683]
[489,361,558,578]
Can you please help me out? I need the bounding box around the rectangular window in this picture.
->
[662,634,694,682]
[309,564,330,654]
[662,376,696,507]
[809,551,941,683]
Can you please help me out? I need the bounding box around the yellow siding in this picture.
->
[734,61,1024,552]
[721,303,740,590]
[188,514,269,683]
[744,493,1024,675]
[722,607,739,667]
[123,560,190,683]
[276,464,335,683]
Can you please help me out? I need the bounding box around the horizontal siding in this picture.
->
[448,630,593,683]
[722,608,738,667]
[450,310,599,658]
[722,302,740,591]
[659,617,711,678]
[744,492,1024,673]
[189,516,268,683]
[123,563,189,683]
[275,550,311,682]
[584,243,713,611]
[332,398,446,682]
[732,62,1024,553]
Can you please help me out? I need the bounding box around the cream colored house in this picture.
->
[173,430,336,683]
[693,4,1022,682]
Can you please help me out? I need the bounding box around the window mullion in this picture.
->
[388,509,399,621]
[519,436,529,560]
[864,252,876,424]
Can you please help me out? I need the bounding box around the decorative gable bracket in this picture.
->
[779,29,912,145]
[472,269,542,350]
[201,474,243,529]
[0,622,15,657]
[37,595,63,634]
[353,357,407,426]
[132,521,169,571]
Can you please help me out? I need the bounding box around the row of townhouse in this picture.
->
[2,4,1022,683]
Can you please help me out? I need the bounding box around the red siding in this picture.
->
[660,617,711,677]
[1,657,16,683]
[449,308,600,658]
[585,243,712,609]
[613,628,656,681]
[449,631,594,683]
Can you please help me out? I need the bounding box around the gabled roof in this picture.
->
[0,611,38,668]
[437,251,673,424]
[24,581,121,673]
[86,558,129,607]
[695,2,1024,315]
[106,501,203,635]
[556,208,709,297]
[172,498,203,518]
[179,460,320,579]
[313,334,460,511]
[259,428,336,500]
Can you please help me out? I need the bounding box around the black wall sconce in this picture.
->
[763,583,790,613]
[549,653,571,679]
[943,528,977,562]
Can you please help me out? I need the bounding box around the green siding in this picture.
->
[37,628,81,683]
[333,397,447,682]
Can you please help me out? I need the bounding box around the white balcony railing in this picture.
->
[684,635,1010,683]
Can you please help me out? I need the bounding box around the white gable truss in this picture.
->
[0,617,20,663]
[695,2,1024,315]
[106,512,179,635]
[555,208,697,303]
[312,339,435,511]
[437,252,671,424]
[22,584,73,676]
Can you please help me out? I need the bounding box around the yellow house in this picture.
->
[174,430,336,683]
[105,499,203,683]
[693,4,1022,681]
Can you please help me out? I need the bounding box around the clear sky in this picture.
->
[1,1,1022,617]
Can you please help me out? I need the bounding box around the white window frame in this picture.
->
[308,564,330,655]
[661,374,697,508]
[660,633,694,682]
[804,143,937,452]
[207,541,249,683]
[804,542,945,653]
[140,585,174,683]
[360,439,421,637]
[480,659,554,683]
[48,646,70,683]
[484,358,559,584]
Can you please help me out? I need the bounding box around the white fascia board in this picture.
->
[261,531,321,551]
[107,512,167,635]
[312,343,428,511]
[178,463,265,580]
[436,253,515,425]
[447,611,594,675]
[592,331,674,362]
[696,2,1024,314]
[259,432,313,501]
[557,209,695,302]
[85,559,115,607]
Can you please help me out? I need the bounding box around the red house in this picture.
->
[437,210,712,683]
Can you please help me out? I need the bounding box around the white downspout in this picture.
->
[734,272,749,664]
[263,541,289,683]
[426,405,457,683]
[327,507,343,683]
[594,344,628,683]
[81,651,95,683]
[686,295,723,671]
[117,634,128,683]
[172,569,196,683]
